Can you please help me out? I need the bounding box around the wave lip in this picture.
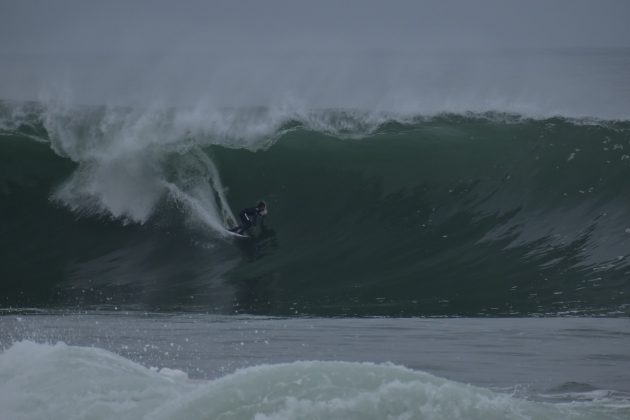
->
[2,340,628,420]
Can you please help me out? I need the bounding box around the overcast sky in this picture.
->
[2,0,630,56]
[1,0,629,116]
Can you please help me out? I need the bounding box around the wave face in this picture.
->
[1,340,627,420]
[1,101,630,315]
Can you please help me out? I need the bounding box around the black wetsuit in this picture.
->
[234,207,264,234]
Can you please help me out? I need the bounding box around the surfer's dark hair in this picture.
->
[256,200,266,209]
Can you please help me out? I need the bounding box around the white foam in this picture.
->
[0,341,193,420]
[1,341,624,420]
[34,100,404,232]
[36,102,251,234]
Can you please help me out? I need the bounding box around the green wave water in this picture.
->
[1,102,629,316]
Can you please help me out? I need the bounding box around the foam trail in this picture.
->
[199,149,238,227]
[162,146,238,236]
[163,182,233,237]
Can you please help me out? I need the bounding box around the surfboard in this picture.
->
[223,214,247,238]
[225,229,249,239]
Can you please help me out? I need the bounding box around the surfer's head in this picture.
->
[256,200,268,216]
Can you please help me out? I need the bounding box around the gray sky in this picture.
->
[1,0,629,117]
[2,0,629,55]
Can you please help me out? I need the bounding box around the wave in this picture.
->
[1,341,627,420]
[1,101,630,315]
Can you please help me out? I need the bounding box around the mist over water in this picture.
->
[1,0,629,119]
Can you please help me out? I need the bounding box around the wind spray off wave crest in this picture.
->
[18,101,418,230]
[36,102,287,233]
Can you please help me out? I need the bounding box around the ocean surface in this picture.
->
[1,48,630,418]
[1,314,629,420]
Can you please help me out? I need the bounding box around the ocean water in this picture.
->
[2,313,630,419]
[2,101,629,316]
[1,47,630,418]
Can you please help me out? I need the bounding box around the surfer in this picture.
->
[231,201,267,235]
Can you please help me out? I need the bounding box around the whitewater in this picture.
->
[2,314,630,420]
